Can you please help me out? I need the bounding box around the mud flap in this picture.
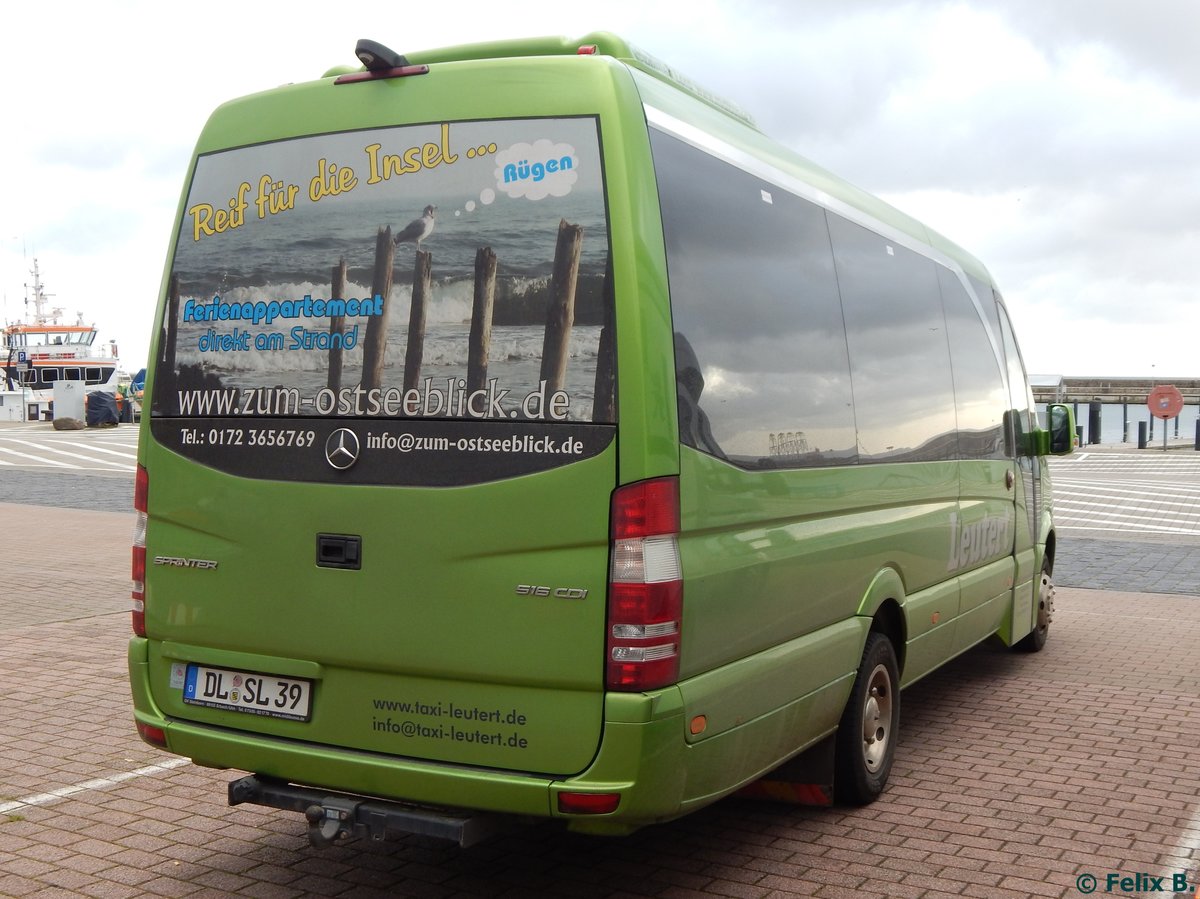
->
[736,733,835,806]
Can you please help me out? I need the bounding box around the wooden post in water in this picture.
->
[164,273,180,378]
[592,261,615,423]
[160,273,181,405]
[327,259,348,393]
[540,219,584,394]
[403,250,432,394]
[361,228,395,393]
[467,247,497,397]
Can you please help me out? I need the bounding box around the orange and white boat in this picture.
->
[2,259,122,420]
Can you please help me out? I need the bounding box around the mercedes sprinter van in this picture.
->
[129,33,1075,844]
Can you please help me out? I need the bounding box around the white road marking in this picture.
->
[0,758,190,815]
[0,446,77,467]
[58,440,138,459]
[0,430,137,472]
[8,437,128,467]
[1050,455,1200,535]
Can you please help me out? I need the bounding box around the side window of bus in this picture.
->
[651,129,857,469]
[937,266,1008,460]
[968,275,1006,355]
[827,215,957,462]
[997,303,1033,457]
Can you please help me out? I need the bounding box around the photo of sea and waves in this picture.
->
[165,117,612,423]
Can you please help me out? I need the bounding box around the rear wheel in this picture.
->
[834,632,900,805]
[1016,559,1054,652]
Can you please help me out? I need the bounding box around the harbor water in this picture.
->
[1038,402,1200,446]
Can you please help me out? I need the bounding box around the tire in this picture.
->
[834,631,900,805]
[1016,559,1054,653]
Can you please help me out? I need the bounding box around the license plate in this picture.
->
[183,664,312,721]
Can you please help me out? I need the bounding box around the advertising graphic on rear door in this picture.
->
[152,117,615,485]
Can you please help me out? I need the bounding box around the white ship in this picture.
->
[2,259,123,421]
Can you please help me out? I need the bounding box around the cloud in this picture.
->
[984,0,1200,93]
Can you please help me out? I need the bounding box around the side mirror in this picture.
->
[1047,403,1075,455]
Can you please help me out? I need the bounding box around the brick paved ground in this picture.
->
[2,504,1200,897]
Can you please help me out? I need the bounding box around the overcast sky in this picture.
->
[2,0,1197,378]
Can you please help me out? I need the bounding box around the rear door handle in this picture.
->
[317,533,362,570]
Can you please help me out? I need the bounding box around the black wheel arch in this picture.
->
[869,599,906,679]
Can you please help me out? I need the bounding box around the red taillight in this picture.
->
[557,791,620,815]
[611,477,679,540]
[136,720,167,749]
[606,478,682,691]
[132,464,148,637]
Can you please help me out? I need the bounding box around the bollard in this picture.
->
[1195,418,1200,451]
[1088,401,1101,445]
[1138,421,1148,449]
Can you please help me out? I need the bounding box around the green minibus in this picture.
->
[129,32,1075,845]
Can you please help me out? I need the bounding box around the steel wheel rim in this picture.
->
[1037,570,1054,633]
[861,663,892,772]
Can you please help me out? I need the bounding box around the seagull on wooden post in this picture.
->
[393,205,437,248]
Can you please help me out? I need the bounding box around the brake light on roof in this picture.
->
[335,38,430,84]
[607,478,682,691]
[334,64,429,85]
[131,464,148,637]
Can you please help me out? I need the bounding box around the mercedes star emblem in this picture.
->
[325,428,361,470]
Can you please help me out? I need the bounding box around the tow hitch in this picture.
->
[302,797,362,849]
[228,774,509,848]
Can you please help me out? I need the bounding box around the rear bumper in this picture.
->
[129,638,687,833]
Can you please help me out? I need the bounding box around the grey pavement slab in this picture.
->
[1,469,132,514]
[1056,536,1200,595]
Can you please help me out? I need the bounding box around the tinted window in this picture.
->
[828,216,957,462]
[651,130,856,469]
[938,267,1008,459]
[157,117,614,426]
[998,303,1035,453]
[968,275,1004,366]
[150,117,619,486]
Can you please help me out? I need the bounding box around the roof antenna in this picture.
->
[355,39,408,72]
